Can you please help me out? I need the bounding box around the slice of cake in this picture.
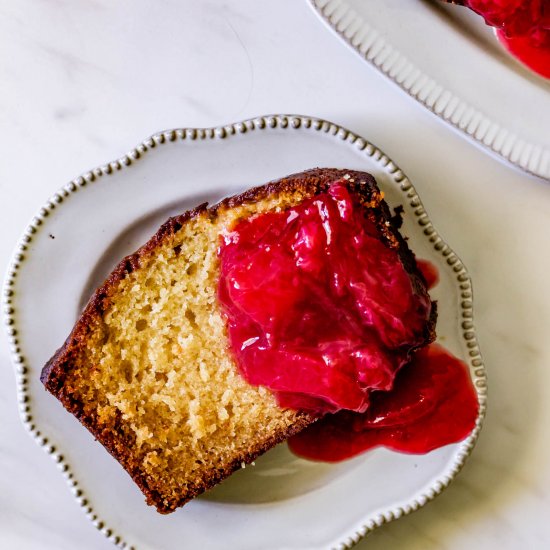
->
[41,168,436,513]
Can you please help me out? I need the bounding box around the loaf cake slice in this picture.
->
[41,168,436,513]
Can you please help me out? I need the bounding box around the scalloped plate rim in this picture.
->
[2,114,487,550]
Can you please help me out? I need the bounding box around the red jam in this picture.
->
[288,344,479,461]
[416,259,440,290]
[497,29,550,78]
[218,181,433,414]
[461,0,550,78]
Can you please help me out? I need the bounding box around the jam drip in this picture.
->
[218,182,433,414]
[459,0,550,78]
[416,259,440,290]
[497,29,550,78]
[288,344,479,461]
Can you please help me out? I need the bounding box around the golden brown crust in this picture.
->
[41,167,436,513]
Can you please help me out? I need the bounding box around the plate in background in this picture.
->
[309,0,550,181]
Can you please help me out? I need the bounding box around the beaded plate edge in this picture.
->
[2,114,487,550]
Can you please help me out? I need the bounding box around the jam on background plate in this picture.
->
[5,116,486,550]
[453,0,550,79]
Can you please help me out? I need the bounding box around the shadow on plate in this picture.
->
[202,442,364,504]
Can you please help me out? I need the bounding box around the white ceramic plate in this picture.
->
[309,0,550,180]
[3,115,486,550]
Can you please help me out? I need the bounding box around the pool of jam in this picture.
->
[288,343,479,461]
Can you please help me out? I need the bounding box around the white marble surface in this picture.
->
[1,1,549,549]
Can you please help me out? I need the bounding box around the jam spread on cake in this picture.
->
[288,344,479,460]
[218,181,478,461]
[218,181,432,413]
[458,0,550,78]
